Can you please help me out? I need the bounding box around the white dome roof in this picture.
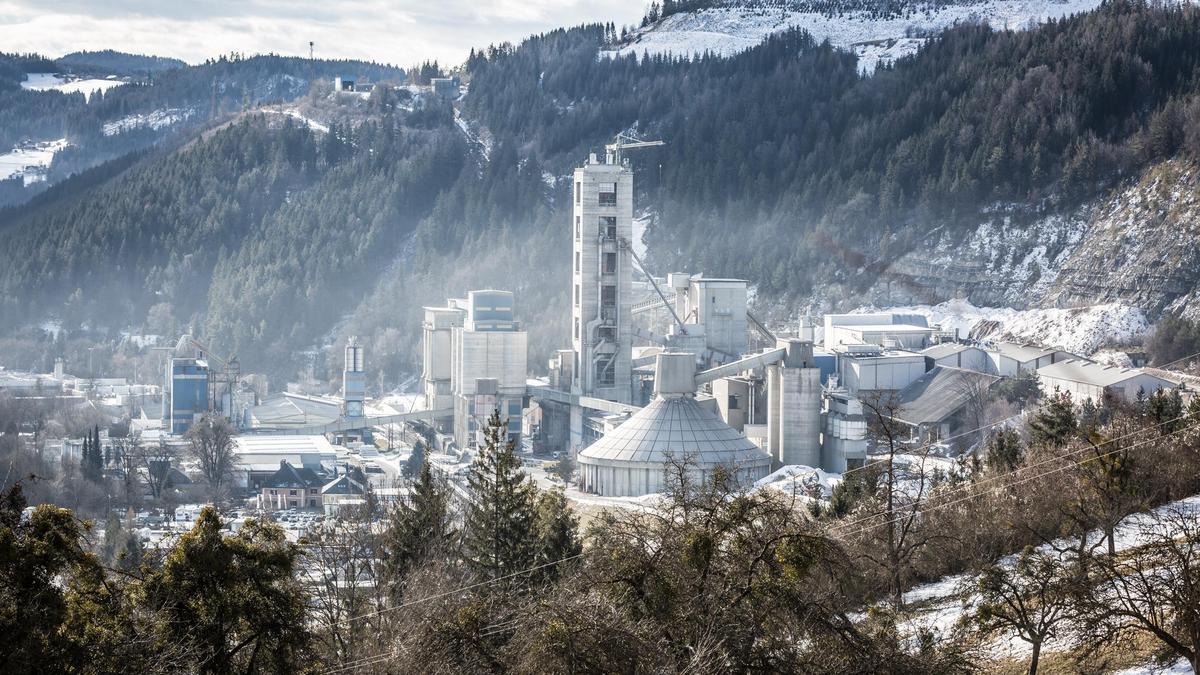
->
[578,394,770,468]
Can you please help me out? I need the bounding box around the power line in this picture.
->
[832,419,1198,541]
[829,411,1193,535]
[317,552,585,630]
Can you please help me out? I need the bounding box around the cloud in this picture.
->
[0,0,646,66]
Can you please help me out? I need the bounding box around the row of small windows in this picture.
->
[575,215,619,241]
[574,181,619,206]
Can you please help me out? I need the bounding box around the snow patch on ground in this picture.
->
[262,108,329,134]
[754,464,841,500]
[900,495,1200,660]
[0,138,68,186]
[103,108,194,136]
[610,0,1103,72]
[22,73,126,101]
[872,298,1149,355]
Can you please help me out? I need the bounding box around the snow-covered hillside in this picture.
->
[613,0,1103,72]
[0,138,68,186]
[872,298,1150,356]
[102,108,194,136]
[22,73,126,101]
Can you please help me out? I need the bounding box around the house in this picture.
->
[1036,360,1178,404]
[257,460,326,510]
[921,343,990,373]
[893,366,1001,444]
[987,343,1078,376]
[319,468,369,515]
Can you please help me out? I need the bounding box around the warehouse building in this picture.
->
[1037,360,1177,404]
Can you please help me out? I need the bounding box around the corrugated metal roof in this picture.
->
[1038,359,1175,388]
[578,395,769,467]
[993,342,1056,363]
[921,343,972,360]
[896,366,1000,426]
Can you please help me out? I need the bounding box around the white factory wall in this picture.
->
[932,346,990,373]
[451,329,528,396]
[1038,372,1174,405]
[840,354,927,393]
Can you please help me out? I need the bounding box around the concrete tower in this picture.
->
[571,153,634,404]
[766,339,823,468]
[343,338,365,418]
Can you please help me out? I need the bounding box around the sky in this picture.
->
[0,0,647,67]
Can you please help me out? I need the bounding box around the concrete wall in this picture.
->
[839,354,927,394]
[571,160,634,403]
[767,365,822,468]
[932,346,990,373]
[689,279,748,358]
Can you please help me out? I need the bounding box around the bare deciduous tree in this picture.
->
[1081,506,1200,672]
[972,548,1080,675]
[185,413,235,504]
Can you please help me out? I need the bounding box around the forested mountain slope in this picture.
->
[4,1,1200,388]
[0,52,404,206]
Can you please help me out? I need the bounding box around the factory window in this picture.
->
[574,284,580,307]
[600,216,616,239]
[598,183,616,205]
[289,490,297,496]
[575,181,581,204]
[574,319,579,339]
[575,216,580,240]
[603,252,616,274]
[596,364,615,386]
[574,252,580,273]
[601,285,616,306]
[728,394,740,410]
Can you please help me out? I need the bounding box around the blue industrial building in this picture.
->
[170,358,209,435]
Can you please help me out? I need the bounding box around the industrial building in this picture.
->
[1036,360,1177,404]
[571,151,636,404]
[922,343,990,372]
[577,353,772,497]
[892,366,1001,443]
[231,434,338,490]
[422,301,467,417]
[988,343,1078,376]
[823,313,935,352]
[448,290,528,449]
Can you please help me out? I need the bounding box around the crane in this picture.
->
[605,132,664,165]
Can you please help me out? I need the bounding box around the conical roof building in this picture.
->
[578,353,772,497]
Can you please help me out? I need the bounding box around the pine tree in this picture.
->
[381,459,453,589]
[1029,389,1077,448]
[532,488,581,581]
[403,440,425,478]
[985,427,1024,473]
[462,409,537,580]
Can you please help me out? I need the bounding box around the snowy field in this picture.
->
[611,0,1104,72]
[863,298,1150,356]
[103,108,193,136]
[901,495,1200,665]
[262,107,329,134]
[0,138,68,185]
[22,73,126,101]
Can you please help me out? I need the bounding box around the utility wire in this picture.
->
[829,411,1193,534]
[832,419,1198,541]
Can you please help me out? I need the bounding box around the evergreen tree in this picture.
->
[985,427,1024,473]
[462,409,537,580]
[1030,389,1078,448]
[404,439,425,478]
[532,487,582,581]
[381,459,453,589]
